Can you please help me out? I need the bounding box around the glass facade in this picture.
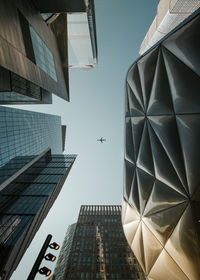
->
[29,26,57,81]
[0,106,62,182]
[53,206,145,280]
[53,224,76,280]
[0,71,42,103]
[0,152,76,277]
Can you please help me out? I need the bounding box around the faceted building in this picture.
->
[122,8,200,280]
[0,106,76,279]
[52,205,145,280]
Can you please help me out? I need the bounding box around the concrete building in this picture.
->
[52,205,145,280]
[140,0,200,54]
[33,0,98,69]
[0,0,97,104]
[0,0,70,104]
[123,8,200,280]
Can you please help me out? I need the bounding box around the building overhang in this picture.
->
[31,0,87,13]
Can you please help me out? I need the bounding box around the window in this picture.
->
[29,26,57,81]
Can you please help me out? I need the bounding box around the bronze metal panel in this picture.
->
[142,222,163,275]
[131,223,146,273]
[165,205,200,280]
[149,249,189,280]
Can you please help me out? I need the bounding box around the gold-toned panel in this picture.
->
[123,220,140,247]
[131,223,146,273]
[165,205,200,280]
[149,249,189,280]
[142,221,163,274]
[121,199,127,224]
[123,202,139,225]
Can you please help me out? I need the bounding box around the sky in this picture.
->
[11,1,159,279]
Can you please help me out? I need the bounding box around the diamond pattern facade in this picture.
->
[122,10,200,280]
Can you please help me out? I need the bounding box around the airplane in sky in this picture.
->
[97,137,106,143]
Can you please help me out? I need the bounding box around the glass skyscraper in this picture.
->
[52,205,145,280]
[0,106,63,183]
[53,224,77,280]
[0,106,76,279]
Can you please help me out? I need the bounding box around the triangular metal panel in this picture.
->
[127,83,144,116]
[123,201,140,225]
[125,89,130,117]
[137,47,159,111]
[136,167,155,215]
[176,115,200,197]
[147,48,174,115]
[148,121,188,197]
[123,159,135,201]
[123,220,140,247]
[125,117,135,163]
[165,204,200,280]
[162,15,200,77]
[137,120,155,176]
[131,116,145,160]
[131,223,146,273]
[142,221,163,275]
[148,115,188,195]
[143,180,188,218]
[148,248,189,280]
[162,46,200,114]
[128,171,140,213]
[143,201,188,246]
[127,64,145,111]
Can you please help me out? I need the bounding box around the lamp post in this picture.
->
[27,234,59,280]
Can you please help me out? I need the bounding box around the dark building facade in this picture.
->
[0,0,98,104]
[52,205,145,280]
[123,8,200,280]
[0,0,69,104]
[52,223,77,280]
[0,106,76,279]
[0,150,76,280]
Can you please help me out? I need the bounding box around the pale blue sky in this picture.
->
[12,1,159,279]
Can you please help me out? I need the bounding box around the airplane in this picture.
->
[97,137,106,143]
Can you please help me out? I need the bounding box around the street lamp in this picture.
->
[27,234,59,280]
[44,253,56,262]
[49,242,60,250]
[38,267,51,277]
